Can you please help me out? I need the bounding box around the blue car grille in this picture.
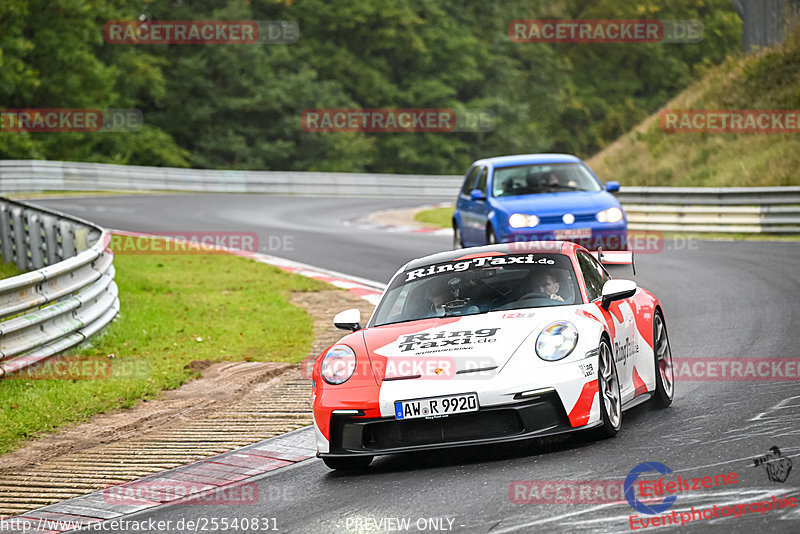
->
[537,212,597,225]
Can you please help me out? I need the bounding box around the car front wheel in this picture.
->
[453,222,464,249]
[595,338,622,438]
[486,225,498,245]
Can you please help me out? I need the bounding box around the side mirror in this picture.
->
[333,309,362,331]
[605,181,620,193]
[601,279,637,310]
[470,189,486,201]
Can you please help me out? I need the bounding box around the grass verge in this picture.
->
[0,238,328,454]
[587,31,800,186]
[0,260,23,280]
[414,206,454,228]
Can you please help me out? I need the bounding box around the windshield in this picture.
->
[492,163,602,197]
[371,253,581,327]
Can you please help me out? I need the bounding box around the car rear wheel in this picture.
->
[322,455,373,471]
[594,338,622,438]
[651,311,674,408]
[453,222,464,249]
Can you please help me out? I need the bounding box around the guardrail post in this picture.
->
[75,227,89,253]
[58,220,76,260]
[11,207,28,271]
[0,203,13,264]
[28,214,45,269]
[43,215,59,265]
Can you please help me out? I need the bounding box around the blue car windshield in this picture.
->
[492,163,602,197]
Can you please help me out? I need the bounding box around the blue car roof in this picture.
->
[475,154,582,168]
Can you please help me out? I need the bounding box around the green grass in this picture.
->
[587,31,800,187]
[414,206,455,228]
[0,259,23,280]
[0,239,328,454]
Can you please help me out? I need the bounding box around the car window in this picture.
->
[492,162,602,197]
[476,167,488,195]
[370,253,581,327]
[577,251,611,301]
[460,166,481,196]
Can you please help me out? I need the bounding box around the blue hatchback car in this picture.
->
[452,154,627,250]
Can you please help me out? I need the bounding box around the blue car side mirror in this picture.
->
[605,181,620,193]
[470,189,486,201]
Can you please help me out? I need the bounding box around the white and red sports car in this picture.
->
[312,241,674,470]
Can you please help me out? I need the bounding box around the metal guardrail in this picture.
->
[1,159,799,234]
[0,196,119,378]
[0,160,464,197]
[616,187,800,233]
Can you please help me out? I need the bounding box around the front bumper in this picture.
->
[500,225,628,251]
[319,390,584,458]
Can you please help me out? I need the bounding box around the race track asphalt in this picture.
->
[34,194,800,533]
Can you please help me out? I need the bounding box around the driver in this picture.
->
[545,171,561,188]
[406,278,451,319]
[531,269,564,302]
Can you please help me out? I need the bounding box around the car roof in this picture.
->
[400,241,583,272]
[472,153,582,168]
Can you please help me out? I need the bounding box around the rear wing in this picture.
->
[590,248,636,275]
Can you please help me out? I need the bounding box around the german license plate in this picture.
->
[554,228,592,240]
[394,393,479,420]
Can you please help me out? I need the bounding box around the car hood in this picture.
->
[493,190,617,216]
[362,310,565,382]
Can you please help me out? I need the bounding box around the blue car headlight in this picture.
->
[536,322,578,361]
[596,207,624,223]
[509,213,540,228]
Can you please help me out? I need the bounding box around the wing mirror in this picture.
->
[601,279,637,310]
[605,181,620,193]
[333,309,362,331]
[470,189,486,201]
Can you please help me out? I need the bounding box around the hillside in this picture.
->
[587,31,800,187]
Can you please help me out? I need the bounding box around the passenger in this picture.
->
[531,269,564,301]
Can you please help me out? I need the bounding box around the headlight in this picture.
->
[596,207,624,223]
[509,213,540,228]
[320,345,357,384]
[535,322,578,361]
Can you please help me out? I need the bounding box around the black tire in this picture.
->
[651,311,674,409]
[487,224,498,245]
[322,455,373,471]
[453,222,464,249]
[594,338,622,438]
